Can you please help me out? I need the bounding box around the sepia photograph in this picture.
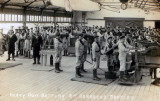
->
[0,0,160,101]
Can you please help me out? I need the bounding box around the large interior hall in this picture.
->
[0,0,160,101]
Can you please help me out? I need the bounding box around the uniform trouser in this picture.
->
[33,49,40,63]
[106,55,114,71]
[93,53,100,69]
[119,58,126,71]
[82,52,87,62]
[8,52,14,59]
[20,49,23,55]
[76,56,83,67]
[55,51,62,64]
[25,50,31,57]
[63,49,68,56]
[15,50,18,56]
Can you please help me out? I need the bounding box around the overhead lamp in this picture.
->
[120,0,129,10]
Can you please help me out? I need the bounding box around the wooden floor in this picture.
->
[0,52,160,101]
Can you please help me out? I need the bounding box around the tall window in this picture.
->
[57,17,61,22]
[51,17,54,22]
[1,14,5,21]
[43,16,46,21]
[39,16,42,22]
[26,15,30,21]
[0,14,1,21]
[12,14,16,21]
[30,15,34,21]
[18,15,22,21]
[61,17,63,22]
[35,16,38,21]
[47,16,50,22]
[64,17,67,22]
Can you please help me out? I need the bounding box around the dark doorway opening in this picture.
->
[155,21,160,29]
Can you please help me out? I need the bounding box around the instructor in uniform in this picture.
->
[6,30,17,61]
[75,34,84,78]
[54,32,63,73]
[92,34,101,81]
[32,30,43,64]
[118,36,130,81]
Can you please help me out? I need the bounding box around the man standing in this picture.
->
[81,34,88,72]
[6,30,17,61]
[32,30,43,64]
[54,32,63,73]
[75,34,84,78]
[15,29,20,57]
[118,36,130,81]
[92,35,101,81]
[24,35,31,58]
[104,36,114,72]
[19,29,25,55]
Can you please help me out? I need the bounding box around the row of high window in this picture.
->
[0,14,23,21]
[27,15,72,22]
[0,14,72,22]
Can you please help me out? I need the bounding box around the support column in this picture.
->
[54,14,56,27]
[72,11,83,27]
[23,7,27,27]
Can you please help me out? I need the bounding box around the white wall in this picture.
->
[143,21,155,28]
[86,6,160,28]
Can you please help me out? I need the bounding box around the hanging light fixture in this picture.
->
[120,0,129,3]
[120,0,129,10]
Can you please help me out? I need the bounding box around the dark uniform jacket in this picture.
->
[7,34,17,54]
[32,35,43,57]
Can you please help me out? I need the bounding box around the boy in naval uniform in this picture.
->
[15,29,20,57]
[104,36,114,72]
[24,35,31,58]
[118,36,130,81]
[92,34,101,81]
[54,32,63,73]
[81,33,88,72]
[75,34,84,78]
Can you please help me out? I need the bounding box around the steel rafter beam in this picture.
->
[25,0,37,8]
[142,0,148,9]
[1,0,11,10]
[138,0,145,8]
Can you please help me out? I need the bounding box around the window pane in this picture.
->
[51,17,53,21]
[12,14,15,21]
[36,16,38,21]
[1,14,4,21]
[47,16,50,22]
[0,14,1,21]
[18,15,22,21]
[35,16,37,21]
[8,14,11,21]
[61,17,63,22]
[31,16,34,21]
[68,18,71,22]
[39,16,42,22]
[26,15,29,21]
[5,14,8,21]
[64,17,67,22]
[57,17,60,22]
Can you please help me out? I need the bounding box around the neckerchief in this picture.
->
[79,39,84,46]
[108,42,112,48]
[96,41,100,51]
[123,43,126,48]
[57,38,62,43]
